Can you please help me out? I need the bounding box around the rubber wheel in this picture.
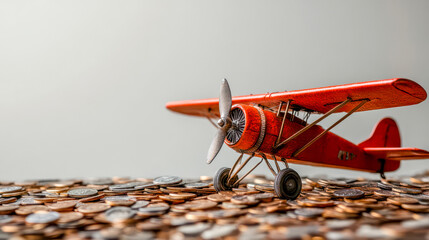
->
[274,168,302,200]
[213,167,239,192]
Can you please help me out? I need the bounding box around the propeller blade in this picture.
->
[219,78,232,119]
[207,128,227,164]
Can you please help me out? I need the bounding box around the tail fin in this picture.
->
[358,118,401,148]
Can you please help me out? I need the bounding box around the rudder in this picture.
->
[358,118,401,148]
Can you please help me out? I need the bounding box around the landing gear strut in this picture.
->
[213,167,238,192]
[213,154,302,200]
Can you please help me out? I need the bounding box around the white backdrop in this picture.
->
[1,0,428,181]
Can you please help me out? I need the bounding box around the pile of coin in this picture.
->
[1,172,429,239]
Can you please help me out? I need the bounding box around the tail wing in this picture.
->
[360,118,429,161]
[358,118,401,148]
[364,147,429,161]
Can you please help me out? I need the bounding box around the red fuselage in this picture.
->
[225,104,400,173]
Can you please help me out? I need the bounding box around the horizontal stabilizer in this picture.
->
[364,147,429,161]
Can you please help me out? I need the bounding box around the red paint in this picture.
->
[166,78,429,174]
[166,78,427,117]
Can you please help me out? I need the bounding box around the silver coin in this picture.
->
[139,206,169,213]
[294,208,324,218]
[67,188,98,198]
[201,225,237,239]
[153,176,182,185]
[178,223,212,236]
[26,211,60,224]
[109,182,144,190]
[131,200,150,209]
[105,207,136,223]
[0,215,12,224]
[0,186,22,194]
[401,218,429,229]
[103,196,134,201]
[83,178,114,185]
[134,183,158,190]
[325,219,356,230]
[16,197,39,206]
[274,225,320,239]
[110,188,136,193]
[121,232,155,240]
[169,217,195,227]
[184,182,210,189]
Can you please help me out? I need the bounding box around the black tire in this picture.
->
[274,168,302,200]
[213,167,239,192]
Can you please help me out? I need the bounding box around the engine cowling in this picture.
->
[225,104,313,158]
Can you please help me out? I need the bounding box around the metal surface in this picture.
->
[293,99,368,157]
[261,154,277,177]
[232,159,263,186]
[219,78,232,120]
[274,98,351,149]
[207,129,227,164]
[207,79,234,164]
[226,108,246,144]
[227,154,255,185]
[275,100,292,146]
[227,152,244,180]
[3,174,429,238]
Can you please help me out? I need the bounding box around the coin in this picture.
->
[105,207,136,223]
[230,195,259,205]
[184,182,210,189]
[169,192,197,200]
[15,205,50,215]
[207,193,231,202]
[25,211,60,224]
[57,212,84,223]
[2,174,429,239]
[0,215,12,224]
[0,197,17,204]
[131,200,150,209]
[393,186,422,195]
[294,208,324,218]
[0,187,22,194]
[387,197,419,205]
[153,176,182,185]
[47,200,78,211]
[77,203,110,213]
[201,224,237,239]
[0,205,19,215]
[67,188,98,198]
[333,189,365,199]
[178,223,211,236]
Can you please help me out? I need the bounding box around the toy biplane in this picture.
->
[166,78,429,199]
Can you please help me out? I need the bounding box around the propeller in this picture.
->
[207,79,233,164]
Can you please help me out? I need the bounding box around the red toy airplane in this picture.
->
[166,78,429,199]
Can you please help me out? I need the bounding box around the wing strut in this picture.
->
[292,99,368,157]
[275,100,292,146]
[274,98,352,149]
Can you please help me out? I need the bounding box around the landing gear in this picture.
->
[213,154,302,199]
[213,167,238,192]
[274,168,302,200]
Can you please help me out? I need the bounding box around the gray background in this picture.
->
[1,0,428,181]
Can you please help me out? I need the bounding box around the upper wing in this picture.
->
[166,78,427,117]
[363,147,429,161]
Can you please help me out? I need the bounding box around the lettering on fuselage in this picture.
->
[338,150,356,161]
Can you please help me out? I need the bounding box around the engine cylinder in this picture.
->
[225,104,262,151]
